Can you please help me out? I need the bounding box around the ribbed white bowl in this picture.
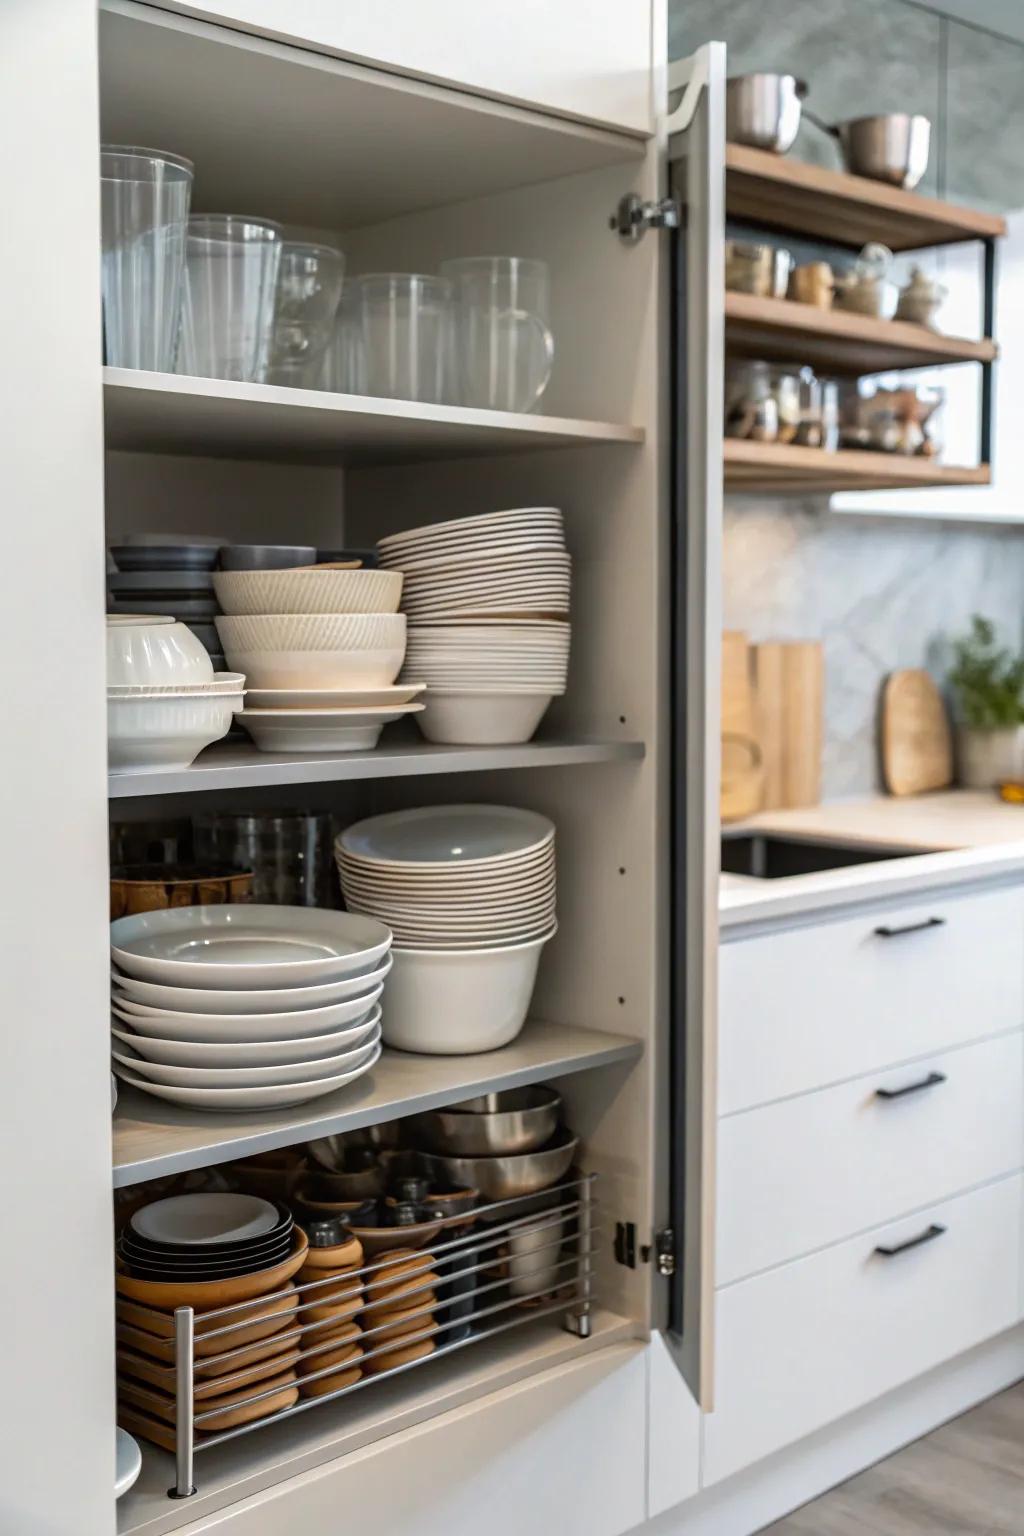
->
[216,613,406,651]
[213,569,404,617]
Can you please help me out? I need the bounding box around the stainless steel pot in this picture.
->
[806,111,931,189]
[725,73,807,154]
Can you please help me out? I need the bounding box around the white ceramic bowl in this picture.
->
[216,613,405,652]
[110,1007,381,1065]
[213,568,404,616]
[380,926,555,1054]
[107,692,239,773]
[110,904,393,990]
[237,704,420,754]
[416,692,553,745]
[106,616,215,688]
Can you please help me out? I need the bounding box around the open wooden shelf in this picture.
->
[725,439,991,494]
[103,369,644,463]
[725,143,1007,252]
[724,291,998,375]
[112,1020,642,1186]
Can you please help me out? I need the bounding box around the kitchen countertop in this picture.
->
[720,791,1024,931]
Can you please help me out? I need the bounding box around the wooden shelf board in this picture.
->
[725,439,991,494]
[724,291,997,375]
[725,143,1007,252]
[103,370,644,463]
[112,1020,643,1186]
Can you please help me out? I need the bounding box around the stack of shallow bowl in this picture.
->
[360,1248,440,1375]
[107,615,244,773]
[336,805,556,1055]
[110,904,390,1110]
[115,1191,310,1449]
[213,565,423,753]
[295,1220,367,1398]
[377,507,570,745]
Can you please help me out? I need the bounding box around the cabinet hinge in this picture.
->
[609,193,681,244]
[614,1221,637,1269]
[652,1227,677,1277]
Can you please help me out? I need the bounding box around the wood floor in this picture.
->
[762,1382,1024,1535]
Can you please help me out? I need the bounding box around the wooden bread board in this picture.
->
[882,669,953,796]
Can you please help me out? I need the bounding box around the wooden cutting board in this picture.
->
[753,640,824,810]
[721,632,763,821]
[882,669,953,796]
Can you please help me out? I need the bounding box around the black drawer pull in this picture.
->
[875,1070,947,1101]
[874,916,946,939]
[874,1222,946,1259]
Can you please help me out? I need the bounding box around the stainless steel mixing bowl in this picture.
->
[834,113,931,189]
[418,1129,578,1200]
[412,1086,561,1157]
[726,73,807,154]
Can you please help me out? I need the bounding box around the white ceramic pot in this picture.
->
[106,616,214,688]
[415,691,552,745]
[380,925,555,1054]
[956,725,1024,788]
[107,692,239,772]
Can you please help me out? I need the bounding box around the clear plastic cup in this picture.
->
[268,242,345,389]
[343,274,452,403]
[101,145,194,372]
[440,256,554,413]
[176,215,282,384]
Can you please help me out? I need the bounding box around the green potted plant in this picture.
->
[947,615,1024,787]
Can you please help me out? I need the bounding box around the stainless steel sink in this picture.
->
[721,832,918,880]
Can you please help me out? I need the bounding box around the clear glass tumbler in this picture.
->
[440,256,554,413]
[176,215,282,383]
[101,145,193,372]
[344,274,451,403]
[268,242,345,388]
[192,810,335,908]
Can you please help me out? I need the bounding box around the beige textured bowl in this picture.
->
[214,569,404,616]
[216,614,407,689]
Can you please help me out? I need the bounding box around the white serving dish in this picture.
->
[107,672,246,697]
[111,955,392,1014]
[213,568,403,616]
[110,904,392,989]
[217,646,406,691]
[380,926,555,1054]
[106,615,215,688]
[338,804,553,870]
[236,704,422,754]
[416,692,553,744]
[111,991,383,1044]
[116,1429,142,1501]
[245,684,425,709]
[107,691,240,773]
[507,1213,566,1297]
[112,1025,381,1087]
[110,1008,381,1066]
[131,1191,279,1246]
[113,1041,382,1111]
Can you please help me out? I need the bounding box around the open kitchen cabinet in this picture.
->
[3,5,722,1534]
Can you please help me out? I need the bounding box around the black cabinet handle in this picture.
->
[874,916,946,939]
[875,1070,947,1101]
[874,1222,946,1259]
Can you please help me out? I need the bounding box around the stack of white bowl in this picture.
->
[335,806,557,1056]
[110,905,392,1111]
[213,566,424,753]
[376,508,571,745]
[107,615,245,774]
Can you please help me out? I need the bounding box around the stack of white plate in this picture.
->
[377,509,571,745]
[212,567,425,753]
[336,806,557,1056]
[110,905,391,1110]
[107,615,245,773]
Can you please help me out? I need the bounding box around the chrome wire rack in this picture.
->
[116,1174,600,1498]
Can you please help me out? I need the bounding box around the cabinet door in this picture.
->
[135,0,655,133]
[662,41,726,1412]
[0,2,115,1534]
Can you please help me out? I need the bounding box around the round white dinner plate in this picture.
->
[110,905,392,989]
[377,507,562,548]
[111,1007,381,1064]
[112,1041,382,1111]
[131,1191,278,1246]
[112,1025,381,1088]
[111,988,382,1041]
[116,1429,142,1500]
[338,805,554,868]
[336,867,556,900]
[245,684,425,709]
[111,955,392,1015]
[338,840,553,878]
[403,601,570,619]
[383,538,566,573]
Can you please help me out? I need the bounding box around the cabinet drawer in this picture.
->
[717,1031,1024,1284]
[704,1175,1022,1485]
[719,886,1024,1114]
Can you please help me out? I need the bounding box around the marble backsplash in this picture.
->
[723,501,1024,797]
